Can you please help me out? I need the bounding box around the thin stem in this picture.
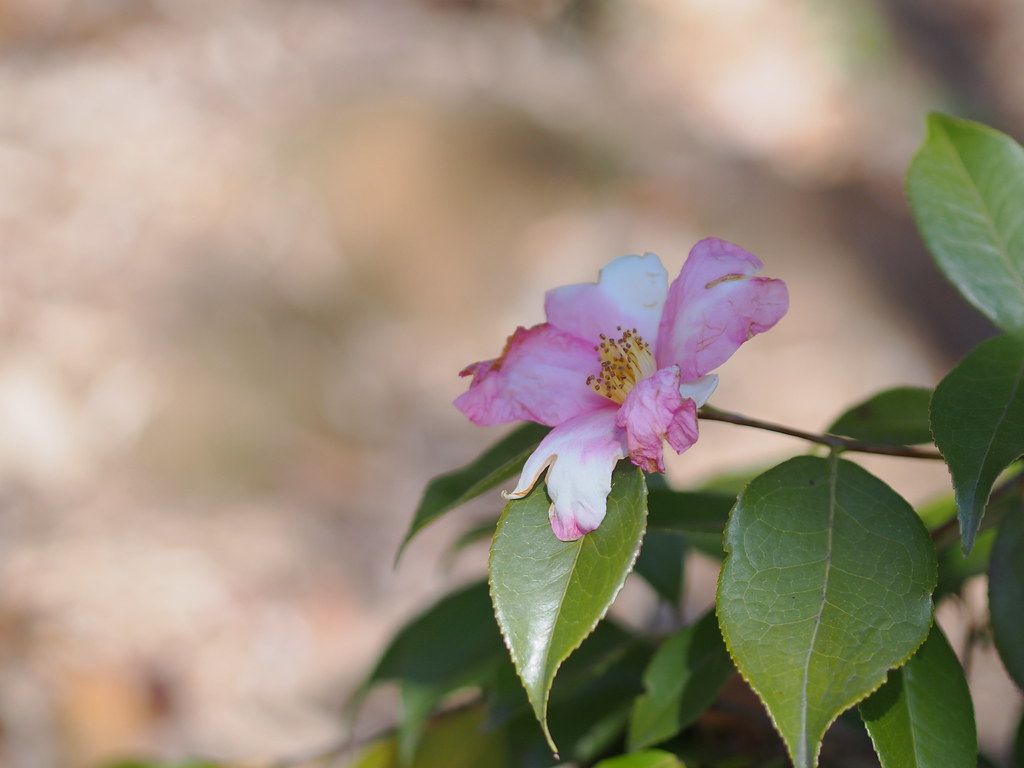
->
[698,405,945,460]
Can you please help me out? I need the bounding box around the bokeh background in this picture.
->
[0,0,1022,765]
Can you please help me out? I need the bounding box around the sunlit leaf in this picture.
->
[717,456,936,768]
[489,462,647,755]
[907,113,1024,337]
[930,334,1024,552]
[827,387,933,446]
[988,487,1024,690]
[859,624,976,768]
[398,422,549,560]
[628,609,734,751]
[592,750,687,768]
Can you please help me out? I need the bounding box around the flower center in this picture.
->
[586,326,657,404]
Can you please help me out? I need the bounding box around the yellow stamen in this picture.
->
[585,326,656,404]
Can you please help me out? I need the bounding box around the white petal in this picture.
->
[678,373,719,407]
[544,253,668,345]
[506,408,627,541]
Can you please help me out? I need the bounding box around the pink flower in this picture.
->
[455,238,788,541]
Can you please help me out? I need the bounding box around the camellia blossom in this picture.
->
[455,238,788,541]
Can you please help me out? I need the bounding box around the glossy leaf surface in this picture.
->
[908,113,1024,336]
[399,422,549,559]
[859,624,975,768]
[988,488,1024,690]
[931,334,1024,552]
[827,387,933,446]
[490,463,647,754]
[628,609,733,751]
[717,456,936,768]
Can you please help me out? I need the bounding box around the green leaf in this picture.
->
[628,609,734,751]
[827,387,934,446]
[936,525,995,598]
[859,624,976,768]
[492,621,650,767]
[634,530,687,606]
[930,334,1024,552]
[592,750,687,768]
[907,113,1024,336]
[988,487,1024,690]
[546,638,651,763]
[398,422,549,560]
[489,462,648,755]
[646,489,734,535]
[717,455,937,768]
[347,706,511,768]
[355,581,506,764]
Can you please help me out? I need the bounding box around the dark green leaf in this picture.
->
[355,581,506,763]
[859,624,976,768]
[486,619,638,729]
[907,113,1024,336]
[489,462,647,754]
[988,487,1024,690]
[936,525,995,598]
[646,489,734,535]
[398,422,549,560]
[634,530,687,606]
[593,750,687,768]
[628,609,734,751]
[827,387,934,446]
[931,334,1024,552]
[493,621,649,768]
[717,455,937,768]
[546,640,650,763]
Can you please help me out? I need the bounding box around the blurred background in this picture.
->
[0,0,1021,765]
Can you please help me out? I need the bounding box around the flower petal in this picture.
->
[506,408,626,541]
[615,366,699,473]
[678,373,719,408]
[455,324,606,426]
[655,238,789,380]
[544,253,668,345]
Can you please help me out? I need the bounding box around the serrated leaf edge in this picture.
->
[715,456,937,768]
[488,469,648,756]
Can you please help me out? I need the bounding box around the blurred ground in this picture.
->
[0,0,1021,766]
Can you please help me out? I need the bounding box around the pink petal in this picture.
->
[506,408,627,541]
[455,324,607,426]
[615,366,699,473]
[655,238,789,381]
[545,253,668,346]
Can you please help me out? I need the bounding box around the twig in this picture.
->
[698,405,945,460]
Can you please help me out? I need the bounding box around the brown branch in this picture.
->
[697,405,945,460]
